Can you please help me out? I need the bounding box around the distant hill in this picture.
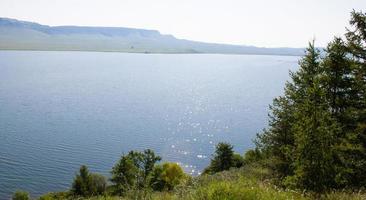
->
[0,18,304,56]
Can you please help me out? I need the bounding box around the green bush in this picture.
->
[90,173,107,195]
[12,190,29,200]
[150,162,186,191]
[38,192,69,200]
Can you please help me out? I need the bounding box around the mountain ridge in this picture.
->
[0,17,304,56]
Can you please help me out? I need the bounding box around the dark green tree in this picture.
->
[111,149,161,195]
[255,95,295,179]
[341,10,366,187]
[320,37,360,187]
[257,42,340,191]
[204,142,235,174]
[111,154,139,195]
[71,165,107,196]
[142,149,161,181]
[255,10,366,191]
[71,165,93,197]
[289,43,339,191]
[322,37,353,121]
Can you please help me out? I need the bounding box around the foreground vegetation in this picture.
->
[12,10,366,200]
[14,143,365,200]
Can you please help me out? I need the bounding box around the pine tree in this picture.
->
[71,165,93,196]
[322,37,353,122]
[341,10,366,187]
[256,11,366,190]
[255,95,295,179]
[257,42,340,191]
[286,42,339,191]
[204,142,235,174]
[290,80,339,191]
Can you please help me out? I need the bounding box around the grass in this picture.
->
[39,165,365,200]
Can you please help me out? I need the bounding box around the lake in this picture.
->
[0,51,299,199]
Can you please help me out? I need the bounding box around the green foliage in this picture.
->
[71,165,107,197]
[110,153,139,195]
[255,95,295,179]
[204,142,236,174]
[341,10,366,187]
[290,43,339,191]
[150,162,186,191]
[110,149,161,195]
[256,10,366,192]
[90,173,107,195]
[232,153,244,168]
[72,165,92,196]
[258,42,341,191]
[243,149,262,165]
[142,149,162,181]
[38,192,70,200]
[12,190,29,200]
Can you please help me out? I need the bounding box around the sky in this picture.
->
[1,0,365,47]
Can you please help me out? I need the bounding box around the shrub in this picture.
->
[12,190,29,200]
[71,165,107,196]
[90,173,107,195]
[150,162,186,191]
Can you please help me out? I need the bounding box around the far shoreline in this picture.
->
[0,48,304,57]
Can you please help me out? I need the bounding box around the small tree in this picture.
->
[12,190,29,200]
[111,154,139,195]
[111,149,161,195]
[204,142,235,174]
[71,165,107,196]
[150,162,185,191]
[142,149,161,180]
[71,165,92,196]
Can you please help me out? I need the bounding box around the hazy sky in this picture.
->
[1,0,365,47]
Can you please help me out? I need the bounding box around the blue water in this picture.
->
[0,51,299,199]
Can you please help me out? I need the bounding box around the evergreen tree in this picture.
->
[322,37,353,121]
[71,165,93,197]
[204,142,235,174]
[255,10,366,191]
[288,43,339,191]
[320,37,360,187]
[289,81,339,191]
[257,42,340,191]
[255,95,295,179]
[342,10,366,187]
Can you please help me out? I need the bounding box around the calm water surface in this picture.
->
[0,51,299,199]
